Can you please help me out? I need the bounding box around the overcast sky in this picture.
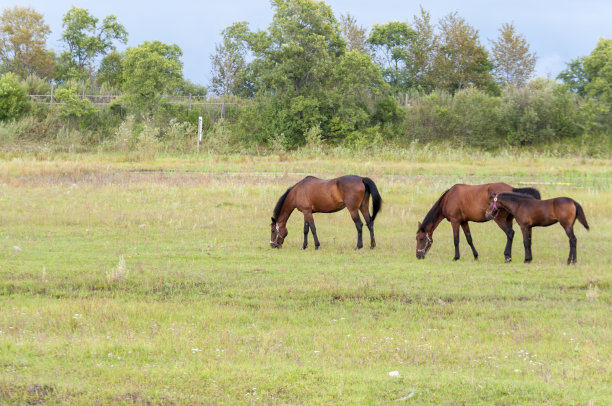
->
[3,0,611,85]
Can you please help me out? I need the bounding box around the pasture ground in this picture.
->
[0,151,611,404]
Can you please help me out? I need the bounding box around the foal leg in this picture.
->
[359,202,376,249]
[461,222,478,260]
[304,211,320,250]
[563,224,577,264]
[520,225,533,263]
[349,209,364,249]
[495,215,515,263]
[451,220,461,260]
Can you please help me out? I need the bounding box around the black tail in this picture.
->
[574,201,590,230]
[512,187,541,200]
[362,177,382,222]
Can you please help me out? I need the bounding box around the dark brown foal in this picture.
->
[486,192,590,264]
[270,175,382,250]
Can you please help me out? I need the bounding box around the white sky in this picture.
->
[3,0,611,85]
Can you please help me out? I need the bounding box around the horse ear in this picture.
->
[271,217,275,223]
[417,221,422,229]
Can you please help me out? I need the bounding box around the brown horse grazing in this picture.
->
[270,175,382,250]
[416,183,541,261]
[486,192,589,264]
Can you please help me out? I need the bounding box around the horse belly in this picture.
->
[312,200,345,213]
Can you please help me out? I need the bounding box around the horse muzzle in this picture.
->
[270,242,282,248]
[486,209,499,220]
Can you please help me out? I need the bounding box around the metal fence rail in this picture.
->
[28,94,242,109]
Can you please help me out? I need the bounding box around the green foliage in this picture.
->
[0,6,55,79]
[452,87,501,147]
[499,79,579,146]
[0,72,29,121]
[97,50,124,89]
[222,0,387,147]
[432,13,496,94]
[59,6,127,79]
[367,21,416,91]
[54,87,95,126]
[583,38,612,104]
[558,58,588,95]
[490,23,536,87]
[120,41,184,116]
[180,79,207,97]
[22,74,50,94]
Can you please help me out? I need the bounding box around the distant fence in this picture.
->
[29,93,242,111]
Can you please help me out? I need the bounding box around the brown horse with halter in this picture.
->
[486,192,589,264]
[270,175,382,250]
[416,183,541,261]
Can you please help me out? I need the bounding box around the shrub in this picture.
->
[452,87,501,148]
[499,79,573,146]
[0,73,29,121]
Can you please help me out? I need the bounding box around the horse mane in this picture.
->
[498,192,537,203]
[420,189,449,231]
[272,185,295,221]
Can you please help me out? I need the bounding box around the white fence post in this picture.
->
[197,116,203,152]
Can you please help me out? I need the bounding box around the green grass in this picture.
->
[0,152,611,404]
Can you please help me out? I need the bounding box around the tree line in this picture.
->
[0,0,610,154]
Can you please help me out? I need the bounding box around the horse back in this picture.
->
[445,183,513,222]
[296,175,362,213]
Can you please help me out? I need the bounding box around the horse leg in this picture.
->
[302,220,309,250]
[461,222,478,260]
[563,225,577,265]
[304,211,320,250]
[451,220,461,260]
[349,209,364,249]
[495,214,515,263]
[359,201,375,249]
[520,225,533,263]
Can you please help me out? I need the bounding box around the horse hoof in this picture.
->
[301,246,307,250]
[524,259,532,263]
[453,257,460,261]
[315,245,320,250]
[505,257,512,263]
[473,256,479,261]
[370,245,376,250]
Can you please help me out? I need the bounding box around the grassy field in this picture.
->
[0,151,611,404]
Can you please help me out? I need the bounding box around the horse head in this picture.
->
[270,217,287,248]
[416,222,434,259]
[485,192,501,220]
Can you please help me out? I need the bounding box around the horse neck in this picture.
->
[499,197,520,214]
[422,196,446,235]
[426,213,444,236]
[276,193,296,226]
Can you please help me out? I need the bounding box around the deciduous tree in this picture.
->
[340,13,367,53]
[60,6,127,80]
[367,21,416,91]
[490,22,536,87]
[210,22,248,96]
[0,6,55,78]
[120,41,183,115]
[431,13,496,94]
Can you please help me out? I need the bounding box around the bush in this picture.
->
[0,73,29,121]
[499,79,578,146]
[452,88,501,148]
